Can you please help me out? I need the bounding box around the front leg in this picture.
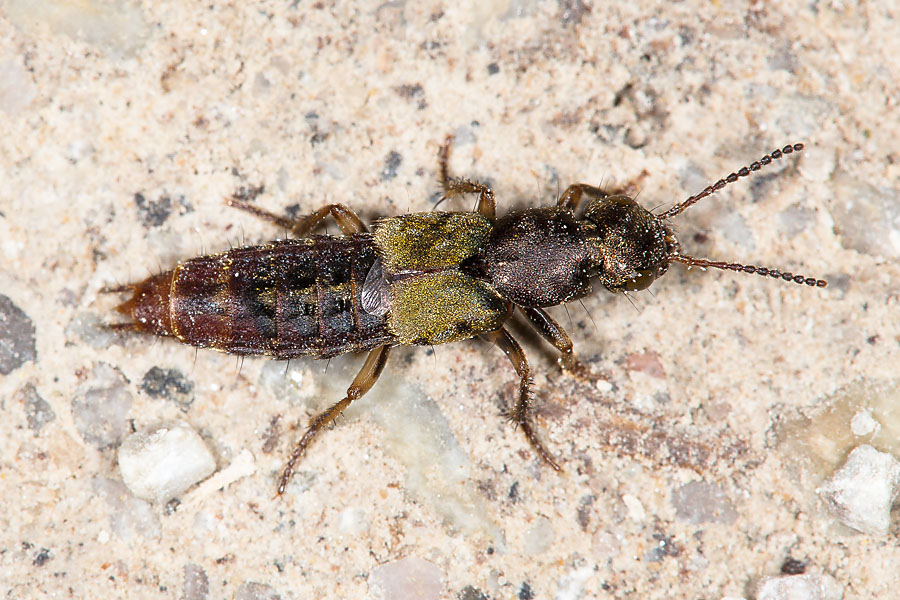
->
[227,198,368,236]
[481,327,561,471]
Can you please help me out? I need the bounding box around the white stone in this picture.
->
[595,378,613,393]
[756,573,843,600]
[118,422,216,503]
[370,557,442,600]
[849,409,878,436]
[817,444,900,535]
[622,494,646,522]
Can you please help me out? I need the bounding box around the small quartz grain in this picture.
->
[118,421,216,503]
[337,507,368,536]
[92,477,160,540]
[458,586,490,600]
[5,0,150,56]
[0,294,36,375]
[850,409,879,436]
[19,383,55,436]
[817,444,900,535]
[756,573,843,600]
[522,516,555,555]
[381,151,402,181]
[371,557,443,600]
[672,481,738,525]
[555,566,593,600]
[831,174,900,258]
[183,563,209,600]
[65,312,119,349]
[0,59,37,115]
[71,363,132,448]
[778,203,816,237]
[141,366,194,409]
[234,582,281,600]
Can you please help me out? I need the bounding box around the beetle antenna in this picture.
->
[668,254,827,287]
[659,143,804,219]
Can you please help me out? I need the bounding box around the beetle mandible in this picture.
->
[112,136,826,494]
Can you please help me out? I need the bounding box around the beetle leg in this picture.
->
[557,183,609,212]
[438,135,496,219]
[227,199,368,236]
[278,345,391,494]
[520,307,589,379]
[290,203,367,236]
[480,327,561,471]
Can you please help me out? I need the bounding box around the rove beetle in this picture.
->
[112,136,826,494]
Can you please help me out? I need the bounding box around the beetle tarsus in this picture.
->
[277,345,391,494]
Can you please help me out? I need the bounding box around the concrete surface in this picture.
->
[1,1,899,598]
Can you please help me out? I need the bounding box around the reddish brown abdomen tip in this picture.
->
[116,271,174,336]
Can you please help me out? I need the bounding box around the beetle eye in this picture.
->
[622,269,657,291]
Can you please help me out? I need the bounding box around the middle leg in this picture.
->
[521,306,589,379]
[437,135,496,219]
[481,327,560,471]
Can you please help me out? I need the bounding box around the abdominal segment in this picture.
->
[117,237,394,359]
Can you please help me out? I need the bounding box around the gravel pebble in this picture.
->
[831,174,900,258]
[672,481,738,525]
[234,582,281,600]
[64,312,118,349]
[0,294,36,375]
[371,557,443,600]
[19,383,55,436]
[71,363,132,448]
[182,563,209,600]
[92,477,160,540]
[522,516,555,556]
[756,573,843,600]
[140,366,194,410]
[118,421,216,503]
[817,444,900,535]
[849,409,879,437]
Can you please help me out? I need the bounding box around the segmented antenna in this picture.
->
[659,143,804,219]
[662,142,827,288]
[669,255,827,288]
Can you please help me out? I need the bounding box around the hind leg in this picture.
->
[278,345,391,494]
[480,327,560,471]
[227,199,367,236]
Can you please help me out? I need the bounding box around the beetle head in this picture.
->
[583,195,676,293]
[582,143,827,293]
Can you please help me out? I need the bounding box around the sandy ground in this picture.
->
[1,1,899,598]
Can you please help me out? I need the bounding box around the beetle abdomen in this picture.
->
[118,237,394,359]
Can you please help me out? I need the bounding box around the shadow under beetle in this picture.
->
[112,136,826,494]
